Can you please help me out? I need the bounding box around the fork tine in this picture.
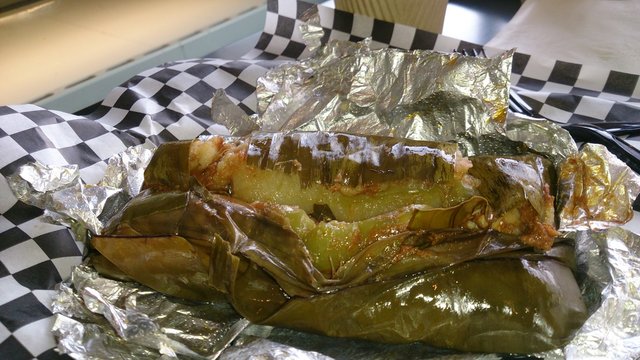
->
[509,91,536,117]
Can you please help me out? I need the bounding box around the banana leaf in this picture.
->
[96,190,509,294]
[469,154,559,249]
[143,132,559,249]
[90,187,588,354]
[143,132,474,222]
[264,252,587,354]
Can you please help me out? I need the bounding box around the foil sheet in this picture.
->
[7,144,154,239]
[251,39,512,141]
[8,161,119,240]
[505,113,578,164]
[558,143,640,231]
[542,228,640,360]
[210,89,258,137]
[51,265,248,359]
[219,338,332,360]
[97,143,155,198]
[297,4,323,55]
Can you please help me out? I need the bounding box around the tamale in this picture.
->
[89,132,589,354]
[91,188,587,354]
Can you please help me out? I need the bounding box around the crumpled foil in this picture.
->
[211,89,258,136]
[505,113,578,164]
[51,265,249,359]
[297,3,324,55]
[97,143,155,197]
[541,228,640,360]
[505,114,640,232]
[250,39,511,142]
[8,163,118,241]
[218,339,332,360]
[7,144,154,239]
[558,143,640,231]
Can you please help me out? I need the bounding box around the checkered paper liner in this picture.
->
[1,0,639,358]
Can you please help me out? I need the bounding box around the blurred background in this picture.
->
[0,0,520,113]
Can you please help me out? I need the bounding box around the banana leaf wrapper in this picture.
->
[88,131,590,353]
[143,131,558,249]
[90,187,587,354]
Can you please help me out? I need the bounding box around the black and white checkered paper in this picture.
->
[1,0,639,358]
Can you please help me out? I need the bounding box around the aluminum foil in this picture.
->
[218,338,332,360]
[210,89,258,137]
[98,143,155,198]
[251,39,512,141]
[51,265,248,359]
[505,113,578,164]
[297,3,323,55]
[558,143,640,231]
[8,162,119,241]
[505,114,640,231]
[541,228,640,360]
[7,144,154,240]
